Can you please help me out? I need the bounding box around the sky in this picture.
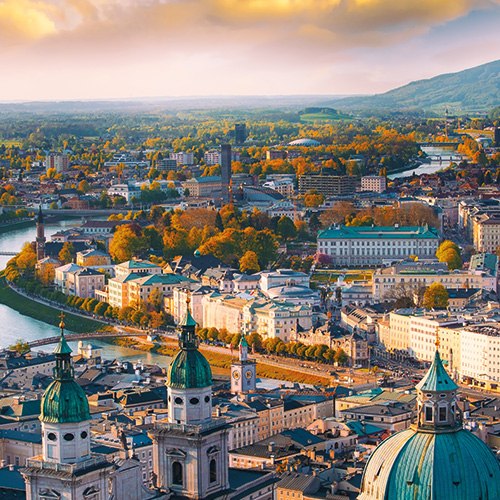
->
[0,0,499,101]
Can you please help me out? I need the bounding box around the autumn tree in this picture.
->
[109,224,147,262]
[239,251,260,274]
[16,242,37,275]
[334,348,348,366]
[436,240,462,270]
[423,282,449,309]
[59,242,76,264]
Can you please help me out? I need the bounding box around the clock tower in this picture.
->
[231,335,256,395]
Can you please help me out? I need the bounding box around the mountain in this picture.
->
[333,60,500,113]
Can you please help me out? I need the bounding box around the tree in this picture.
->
[9,338,30,355]
[423,282,449,310]
[304,191,325,208]
[109,224,147,262]
[59,242,76,264]
[276,216,297,241]
[239,250,260,274]
[334,348,348,366]
[436,240,462,270]
[16,242,37,274]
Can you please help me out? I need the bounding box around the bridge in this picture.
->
[418,142,460,148]
[27,330,154,349]
[0,251,17,256]
[426,154,464,161]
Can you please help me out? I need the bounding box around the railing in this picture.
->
[153,418,227,435]
[26,455,108,473]
[27,330,151,348]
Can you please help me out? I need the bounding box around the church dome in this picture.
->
[359,345,500,500]
[167,349,213,389]
[166,303,212,390]
[40,319,91,424]
[358,427,500,500]
[41,379,91,424]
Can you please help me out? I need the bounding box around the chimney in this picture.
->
[8,464,14,471]
[267,442,275,453]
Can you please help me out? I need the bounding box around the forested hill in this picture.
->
[333,60,500,113]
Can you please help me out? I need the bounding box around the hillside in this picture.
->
[333,60,500,113]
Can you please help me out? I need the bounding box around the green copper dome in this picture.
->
[358,427,500,500]
[359,346,500,499]
[416,350,458,393]
[166,298,212,389]
[41,379,91,424]
[40,318,91,424]
[167,348,213,389]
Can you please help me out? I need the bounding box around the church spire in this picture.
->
[415,327,460,431]
[52,312,74,380]
[178,295,198,350]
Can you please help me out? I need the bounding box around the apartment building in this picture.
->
[54,263,105,298]
[372,256,498,300]
[298,174,357,197]
[201,292,313,340]
[317,224,440,266]
[472,213,500,252]
[169,151,194,165]
[360,175,387,193]
[182,176,222,197]
[127,274,193,308]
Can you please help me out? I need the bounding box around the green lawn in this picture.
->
[0,277,104,333]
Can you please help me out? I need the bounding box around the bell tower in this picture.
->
[149,298,230,499]
[36,206,46,261]
[231,335,256,395]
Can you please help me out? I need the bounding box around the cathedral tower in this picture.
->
[150,299,230,499]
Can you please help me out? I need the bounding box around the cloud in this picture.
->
[0,0,58,44]
[0,0,498,99]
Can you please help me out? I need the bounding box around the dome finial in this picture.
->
[59,311,66,333]
[435,326,440,349]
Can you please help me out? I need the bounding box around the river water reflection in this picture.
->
[0,218,169,366]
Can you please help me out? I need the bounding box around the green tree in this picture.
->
[334,348,348,366]
[276,216,297,241]
[423,282,449,309]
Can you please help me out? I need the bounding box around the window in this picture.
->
[81,431,88,439]
[210,459,217,483]
[439,406,447,422]
[47,432,57,441]
[425,406,433,422]
[174,397,183,405]
[190,397,199,405]
[63,433,75,441]
[172,461,183,486]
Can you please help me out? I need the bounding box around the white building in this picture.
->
[108,183,141,202]
[317,225,440,266]
[373,257,498,301]
[360,176,387,193]
[170,151,194,166]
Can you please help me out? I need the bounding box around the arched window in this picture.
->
[172,461,183,486]
[210,458,217,483]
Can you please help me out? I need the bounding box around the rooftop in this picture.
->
[318,224,440,240]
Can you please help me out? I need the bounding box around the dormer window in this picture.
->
[425,405,433,422]
[439,406,447,422]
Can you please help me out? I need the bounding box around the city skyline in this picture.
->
[0,0,499,101]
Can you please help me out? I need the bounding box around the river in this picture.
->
[0,218,169,365]
[388,146,465,179]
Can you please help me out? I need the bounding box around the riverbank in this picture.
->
[0,276,104,333]
[110,336,331,385]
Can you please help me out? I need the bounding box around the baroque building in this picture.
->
[230,335,257,395]
[358,335,500,499]
[21,316,157,500]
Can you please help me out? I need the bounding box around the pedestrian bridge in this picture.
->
[27,330,153,348]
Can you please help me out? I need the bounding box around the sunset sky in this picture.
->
[0,0,499,101]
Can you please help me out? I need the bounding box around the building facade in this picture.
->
[317,225,440,266]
